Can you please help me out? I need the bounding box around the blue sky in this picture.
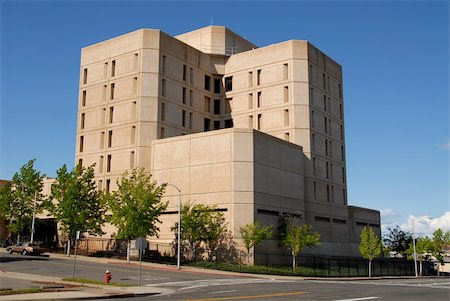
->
[0,1,448,234]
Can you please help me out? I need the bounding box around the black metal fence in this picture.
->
[43,238,436,277]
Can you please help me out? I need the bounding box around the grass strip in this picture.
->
[62,277,133,287]
[0,288,43,295]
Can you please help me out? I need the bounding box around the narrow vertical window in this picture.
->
[111,60,116,77]
[311,110,315,128]
[327,75,330,92]
[162,55,166,73]
[100,132,105,149]
[330,163,333,179]
[79,136,84,152]
[343,188,347,204]
[248,71,253,87]
[214,78,221,94]
[78,159,82,167]
[214,99,220,115]
[99,156,104,173]
[110,83,115,100]
[257,114,262,130]
[133,77,138,95]
[324,117,328,134]
[204,75,211,91]
[284,109,289,126]
[248,115,253,128]
[341,145,345,161]
[339,104,343,120]
[82,90,86,107]
[284,86,289,102]
[182,110,186,127]
[325,139,328,156]
[182,87,187,104]
[109,107,114,124]
[161,103,166,121]
[342,167,346,183]
[326,162,329,179]
[204,118,211,131]
[107,155,111,172]
[329,141,333,158]
[108,130,112,148]
[285,132,290,141]
[189,90,193,106]
[80,113,85,129]
[83,68,87,84]
[257,69,261,85]
[106,179,110,193]
[102,108,106,125]
[130,151,135,169]
[224,76,233,92]
[313,181,317,200]
[248,93,253,109]
[339,83,342,99]
[204,97,211,112]
[189,113,193,129]
[213,120,220,130]
[322,73,326,89]
[131,126,136,144]
[340,124,344,140]
[323,95,327,111]
[103,85,107,100]
[189,68,194,84]
[162,79,166,97]
[257,92,262,107]
[283,63,288,80]
[183,64,187,81]
[331,186,334,202]
[327,185,330,202]
[313,157,316,175]
[161,127,165,138]
[312,133,315,151]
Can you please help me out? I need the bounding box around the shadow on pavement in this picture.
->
[0,254,49,263]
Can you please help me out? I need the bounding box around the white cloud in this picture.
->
[401,212,450,237]
[380,208,402,234]
[439,141,450,150]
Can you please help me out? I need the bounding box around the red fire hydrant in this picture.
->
[105,269,112,284]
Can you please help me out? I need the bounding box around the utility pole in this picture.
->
[30,191,37,243]
[412,219,418,277]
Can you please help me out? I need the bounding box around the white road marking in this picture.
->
[210,290,237,294]
[146,278,283,291]
[332,297,380,301]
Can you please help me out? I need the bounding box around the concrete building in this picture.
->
[75,26,380,260]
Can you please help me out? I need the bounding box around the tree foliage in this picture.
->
[48,163,105,238]
[174,202,227,260]
[431,229,450,265]
[406,236,433,276]
[281,217,320,272]
[105,168,167,240]
[0,159,45,241]
[383,225,412,257]
[359,226,381,277]
[240,222,273,265]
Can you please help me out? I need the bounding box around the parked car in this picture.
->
[6,242,45,255]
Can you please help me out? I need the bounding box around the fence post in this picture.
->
[313,256,316,276]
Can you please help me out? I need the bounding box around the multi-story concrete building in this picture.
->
[75,25,380,260]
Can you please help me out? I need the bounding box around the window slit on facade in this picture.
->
[109,107,114,124]
[257,92,262,107]
[189,90,193,106]
[80,113,85,129]
[313,157,316,175]
[182,110,186,127]
[204,75,211,91]
[204,97,211,112]
[161,103,166,121]
[83,68,87,84]
[284,132,289,141]
[110,83,115,100]
[284,86,289,102]
[204,118,211,131]
[79,136,84,152]
[82,90,86,106]
[162,79,166,97]
[162,55,166,73]
[106,179,110,193]
[182,87,187,104]
[257,69,261,85]
[107,155,112,172]
[183,64,187,81]
[257,114,262,130]
[111,60,116,77]
[189,113,193,129]
[130,151,135,169]
[100,132,105,149]
[108,130,112,148]
[284,109,289,126]
[283,63,288,80]
[214,99,220,115]
[131,126,136,144]
[214,78,221,94]
[99,156,104,173]
[326,185,330,202]
[225,76,232,92]
[248,115,253,129]
[104,62,108,78]
[248,93,253,109]
[248,71,253,87]
[78,159,82,167]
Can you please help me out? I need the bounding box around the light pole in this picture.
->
[163,183,181,269]
[30,191,37,243]
[412,217,418,277]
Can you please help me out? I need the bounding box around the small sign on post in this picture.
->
[136,237,147,286]
[72,231,80,279]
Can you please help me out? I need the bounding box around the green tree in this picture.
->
[239,222,273,265]
[0,160,45,243]
[430,229,450,275]
[281,217,320,272]
[359,226,381,277]
[105,168,167,262]
[174,202,226,261]
[406,236,432,276]
[48,163,105,255]
[383,225,412,257]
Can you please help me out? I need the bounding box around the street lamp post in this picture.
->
[30,192,37,244]
[164,183,181,269]
[412,218,418,277]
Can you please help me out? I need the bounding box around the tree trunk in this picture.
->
[17,233,20,245]
[419,259,423,276]
[246,248,251,266]
[127,240,131,263]
[66,239,71,256]
[292,249,296,273]
[368,259,372,277]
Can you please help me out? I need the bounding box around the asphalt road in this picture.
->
[1,253,449,301]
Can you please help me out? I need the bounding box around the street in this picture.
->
[0,253,449,300]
